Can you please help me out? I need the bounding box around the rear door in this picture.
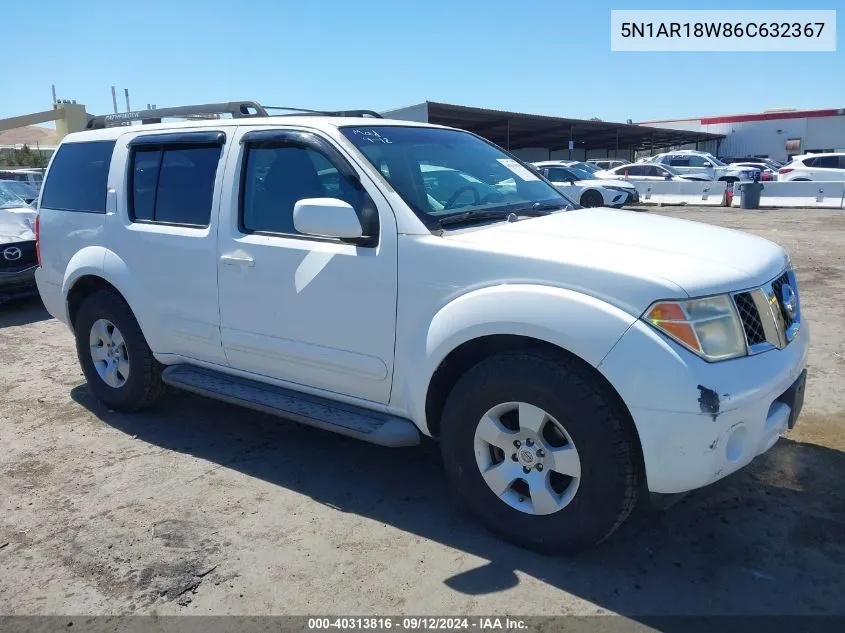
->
[104,130,229,364]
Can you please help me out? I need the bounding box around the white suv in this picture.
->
[778,153,845,181]
[35,101,809,553]
[647,151,757,182]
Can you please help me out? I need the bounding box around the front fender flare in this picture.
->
[395,284,638,434]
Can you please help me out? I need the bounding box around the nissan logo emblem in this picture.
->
[781,283,797,319]
[2,246,22,261]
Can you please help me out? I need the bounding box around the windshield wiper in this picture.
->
[435,202,571,232]
[435,210,511,229]
[508,201,573,215]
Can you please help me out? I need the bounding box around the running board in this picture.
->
[161,365,420,447]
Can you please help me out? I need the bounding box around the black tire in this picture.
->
[580,190,604,208]
[440,351,641,554]
[74,290,164,411]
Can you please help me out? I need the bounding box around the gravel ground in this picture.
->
[1,206,844,620]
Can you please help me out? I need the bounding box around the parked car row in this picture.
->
[0,168,44,190]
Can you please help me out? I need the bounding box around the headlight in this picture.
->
[644,295,747,361]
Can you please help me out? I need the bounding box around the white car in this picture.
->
[778,153,845,181]
[646,151,757,182]
[595,163,711,182]
[532,161,639,207]
[587,159,628,171]
[731,162,778,181]
[35,101,808,553]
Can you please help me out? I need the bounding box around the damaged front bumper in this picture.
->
[598,317,809,494]
[0,265,38,304]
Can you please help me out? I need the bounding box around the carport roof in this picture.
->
[398,102,723,152]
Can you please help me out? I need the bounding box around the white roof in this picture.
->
[62,116,446,144]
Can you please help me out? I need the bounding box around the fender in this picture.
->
[62,247,148,338]
[394,284,638,434]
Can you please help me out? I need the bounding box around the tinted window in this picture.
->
[619,165,643,176]
[545,167,575,182]
[40,141,115,212]
[129,145,221,226]
[241,145,362,235]
[810,155,840,169]
[667,157,690,167]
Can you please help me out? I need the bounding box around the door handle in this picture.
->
[220,254,255,267]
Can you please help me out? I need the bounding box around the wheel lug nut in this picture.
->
[513,440,521,448]
[523,466,530,474]
[536,464,544,472]
[536,449,545,457]
[511,453,518,461]
[525,438,534,447]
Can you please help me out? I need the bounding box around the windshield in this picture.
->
[0,186,27,209]
[341,126,574,227]
[566,166,597,180]
[0,181,37,200]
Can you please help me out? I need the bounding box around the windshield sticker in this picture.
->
[351,129,392,144]
[496,159,539,181]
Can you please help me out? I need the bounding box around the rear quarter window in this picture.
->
[40,141,115,213]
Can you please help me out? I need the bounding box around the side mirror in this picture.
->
[293,198,363,240]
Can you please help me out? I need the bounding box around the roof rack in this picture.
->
[86,100,382,129]
[262,105,383,119]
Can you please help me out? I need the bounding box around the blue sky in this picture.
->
[3,0,843,124]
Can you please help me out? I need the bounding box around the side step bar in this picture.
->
[161,365,420,447]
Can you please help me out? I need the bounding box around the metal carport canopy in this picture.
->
[413,101,723,151]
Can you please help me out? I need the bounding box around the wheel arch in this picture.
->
[397,283,638,430]
[63,248,144,334]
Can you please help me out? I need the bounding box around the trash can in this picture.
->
[739,180,764,209]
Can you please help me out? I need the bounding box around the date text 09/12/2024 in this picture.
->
[307,617,528,631]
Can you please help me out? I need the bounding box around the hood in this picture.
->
[444,209,788,315]
[0,207,37,244]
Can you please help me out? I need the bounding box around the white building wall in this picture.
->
[642,114,845,162]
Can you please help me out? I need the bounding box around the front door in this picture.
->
[216,127,398,404]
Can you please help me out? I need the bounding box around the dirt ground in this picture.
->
[1,207,844,621]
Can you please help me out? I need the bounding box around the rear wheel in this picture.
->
[74,290,164,411]
[580,190,604,208]
[440,351,641,553]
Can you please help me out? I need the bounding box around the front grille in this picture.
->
[731,268,801,354]
[0,241,37,273]
[734,292,766,345]
[770,272,793,328]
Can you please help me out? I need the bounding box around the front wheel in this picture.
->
[580,190,604,208]
[440,352,642,553]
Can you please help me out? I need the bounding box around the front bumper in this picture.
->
[599,317,809,494]
[0,265,38,303]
